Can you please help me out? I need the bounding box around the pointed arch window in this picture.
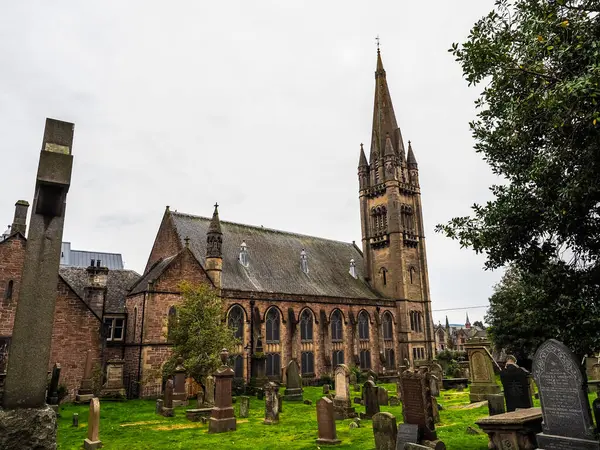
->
[371,206,388,235]
[167,306,177,341]
[359,349,371,369]
[358,311,370,340]
[300,309,313,342]
[331,310,343,342]
[301,351,314,375]
[266,308,280,343]
[410,311,423,333]
[4,280,13,302]
[332,350,344,367]
[228,305,244,340]
[380,267,388,286]
[383,312,393,341]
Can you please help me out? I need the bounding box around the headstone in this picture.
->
[84,398,102,450]
[396,423,419,450]
[208,349,237,433]
[500,363,533,412]
[360,379,380,419]
[47,363,61,405]
[430,363,443,394]
[72,413,79,428]
[429,375,440,398]
[0,119,75,450]
[100,359,126,398]
[487,394,506,416]
[161,379,174,417]
[284,360,303,401]
[172,357,187,407]
[323,384,330,395]
[389,396,400,406]
[196,391,205,408]
[333,364,357,419]
[378,387,389,406]
[350,372,357,385]
[476,408,542,450]
[264,382,279,425]
[353,383,361,392]
[398,368,438,442]
[431,396,440,424]
[373,412,397,450]
[77,350,94,403]
[593,393,600,435]
[239,396,250,418]
[256,388,264,400]
[533,339,599,449]
[465,338,501,402]
[316,397,341,445]
[156,399,164,415]
[205,375,215,406]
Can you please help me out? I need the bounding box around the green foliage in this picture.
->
[438,0,600,358]
[436,350,467,377]
[162,282,237,384]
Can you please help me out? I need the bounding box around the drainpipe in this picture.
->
[136,287,149,395]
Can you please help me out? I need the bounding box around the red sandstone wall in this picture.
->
[144,212,182,274]
[0,236,26,336]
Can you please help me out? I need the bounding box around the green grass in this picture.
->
[57,384,493,450]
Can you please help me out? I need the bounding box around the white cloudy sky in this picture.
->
[0,0,502,325]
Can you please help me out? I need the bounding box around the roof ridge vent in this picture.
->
[349,258,357,279]
[239,240,249,268]
[300,248,309,274]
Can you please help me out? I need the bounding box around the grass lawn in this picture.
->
[56,384,495,450]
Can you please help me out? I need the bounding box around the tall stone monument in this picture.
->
[208,349,236,433]
[76,350,95,403]
[533,339,600,449]
[333,364,356,419]
[465,337,501,402]
[83,398,102,450]
[316,397,341,445]
[398,368,439,444]
[0,118,75,450]
[172,357,187,407]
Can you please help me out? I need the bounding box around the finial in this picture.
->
[220,348,229,365]
[375,35,380,52]
[166,205,170,211]
[214,202,219,210]
[184,236,190,247]
[360,143,363,150]
[408,140,411,145]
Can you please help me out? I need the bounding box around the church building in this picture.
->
[124,49,436,396]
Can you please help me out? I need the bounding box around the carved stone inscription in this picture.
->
[472,351,490,382]
[402,377,426,425]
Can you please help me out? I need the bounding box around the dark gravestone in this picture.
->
[533,339,600,449]
[284,360,303,401]
[396,423,419,450]
[172,357,187,407]
[378,387,389,406]
[593,393,600,435]
[399,369,438,442]
[360,380,380,419]
[208,349,236,433]
[373,412,397,450]
[161,380,174,417]
[47,363,61,405]
[316,397,340,445]
[501,364,533,412]
[487,394,506,416]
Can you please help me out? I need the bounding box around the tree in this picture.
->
[472,320,485,329]
[162,282,237,383]
[437,0,600,357]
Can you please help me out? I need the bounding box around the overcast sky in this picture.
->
[0,0,502,326]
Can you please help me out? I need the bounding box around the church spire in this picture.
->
[206,203,222,258]
[358,143,368,168]
[407,141,418,168]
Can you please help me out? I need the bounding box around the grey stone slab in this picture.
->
[395,423,419,450]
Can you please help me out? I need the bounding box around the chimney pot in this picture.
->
[91,259,95,267]
[97,260,101,268]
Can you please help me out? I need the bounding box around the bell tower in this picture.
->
[358,48,435,362]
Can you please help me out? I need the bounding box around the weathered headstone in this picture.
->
[316,397,341,445]
[398,368,438,443]
[156,399,163,415]
[378,387,389,406]
[323,384,330,395]
[72,413,79,428]
[284,359,303,401]
[395,423,419,450]
[476,407,542,450]
[0,119,75,450]
[333,364,357,419]
[430,363,443,394]
[208,349,236,433]
[196,390,205,408]
[431,396,441,424]
[373,412,398,450]
[360,379,380,420]
[84,398,102,450]
[76,350,94,403]
[205,375,215,406]
[172,357,187,407]
[100,359,126,398]
[264,382,279,425]
[239,396,250,418]
[533,339,599,449]
[47,363,61,406]
[429,374,440,398]
[161,379,175,417]
[389,396,400,406]
[465,338,501,402]
[487,394,506,416]
[500,362,533,412]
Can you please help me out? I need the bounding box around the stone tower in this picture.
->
[358,49,435,362]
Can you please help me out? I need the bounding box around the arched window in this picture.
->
[383,312,393,341]
[358,311,369,340]
[300,309,313,342]
[4,280,13,302]
[167,306,177,341]
[332,350,344,367]
[410,312,423,333]
[359,349,371,369]
[301,351,314,375]
[228,305,244,340]
[331,310,343,342]
[266,308,280,343]
[371,206,388,234]
[380,268,388,286]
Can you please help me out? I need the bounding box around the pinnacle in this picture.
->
[208,203,222,235]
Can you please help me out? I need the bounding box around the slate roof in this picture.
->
[129,255,177,296]
[59,266,141,314]
[168,212,379,299]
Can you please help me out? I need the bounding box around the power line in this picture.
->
[432,305,488,312]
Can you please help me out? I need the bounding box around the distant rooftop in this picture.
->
[60,242,124,270]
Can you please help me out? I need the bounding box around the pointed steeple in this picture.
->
[370,49,404,162]
[465,313,471,329]
[407,141,418,168]
[445,316,450,329]
[208,203,222,235]
[358,143,368,168]
[206,203,222,258]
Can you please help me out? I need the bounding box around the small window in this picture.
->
[332,350,344,367]
[301,351,314,375]
[104,317,125,342]
[300,309,313,342]
[228,305,244,340]
[359,349,371,369]
[331,310,343,342]
[266,353,281,377]
[380,268,388,286]
[383,312,393,340]
[266,308,280,343]
[412,347,425,360]
[358,311,370,340]
[4,280,13,302]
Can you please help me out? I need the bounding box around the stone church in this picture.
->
[124,49,436,396]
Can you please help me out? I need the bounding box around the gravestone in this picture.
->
[284,359,303,401]
[465,339,501,402]
[323,384,330,395]
[431,396,440,424]
[196,390,205,408]
[476,408,542,450]
[501,362,533,412]
[333,364,356,419]
[100,359,126,398]
[396,423,419,450]
[487,394,506,416]
[84,398,102,450]
[430,363,443,394]
[77,350,94,403]
[208,349,236,433]
[205,375,215,406]
[72,413,79,427]
[398,368,438,442]
[155,399,163,415]
[378,387,389,406]
[360,379,380,420]
[533,339,599,449]
[373,412,398,450]
[389,396,400,406]
[0,119,75,450]
[172,357,187,407]
[161,379,174,417]
[47,363,61,406]
[316,397,341,445]
[239,396,250,418]
[264,382,280,425]
[429,374,440,398]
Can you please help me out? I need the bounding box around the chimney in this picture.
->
[85,259,109,317]
[11,200,29,236]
